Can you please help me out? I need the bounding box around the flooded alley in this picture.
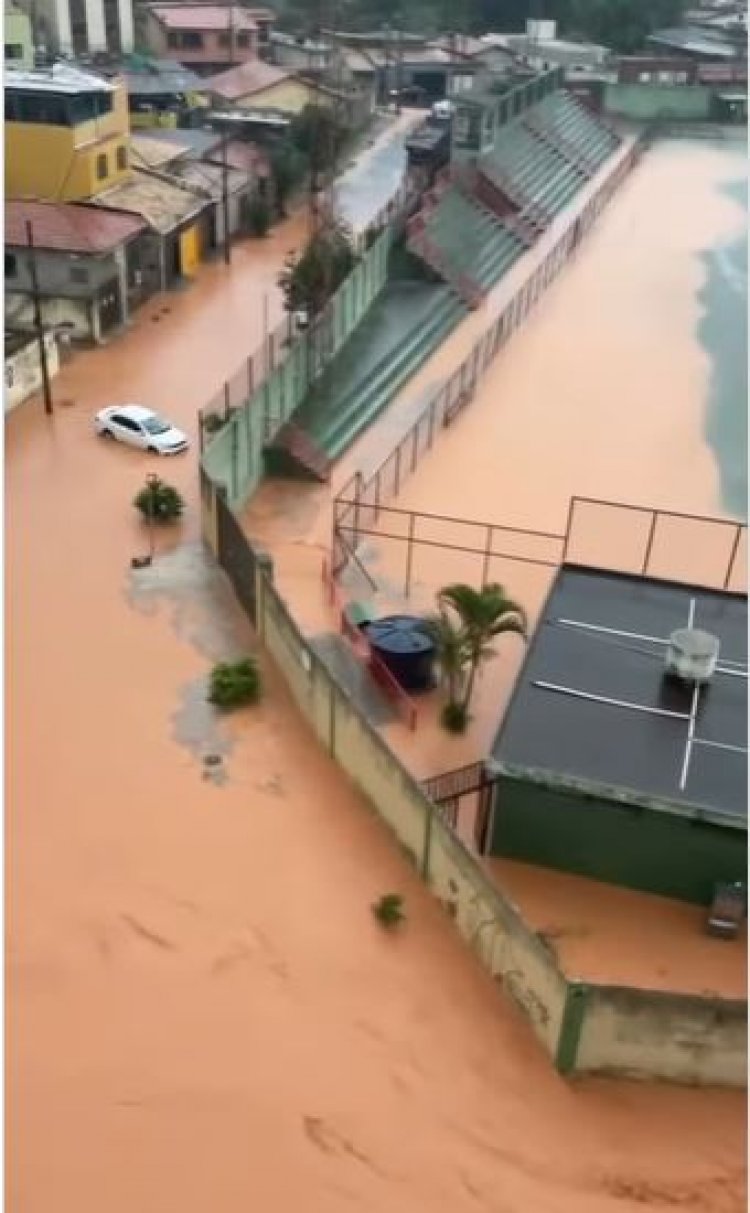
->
[6,152,747,1213]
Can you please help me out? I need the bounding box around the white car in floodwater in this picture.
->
[94,404,189,455]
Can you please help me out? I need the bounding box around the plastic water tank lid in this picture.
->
[668,628,720,659]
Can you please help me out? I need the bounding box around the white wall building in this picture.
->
[21,0,134,57]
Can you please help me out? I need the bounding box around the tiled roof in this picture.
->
[170,160,248,199]
[6,199,145,253]
[131,133,184,169]
[93,169,207,234]
[205,58,289,100]
[150,4,257,31]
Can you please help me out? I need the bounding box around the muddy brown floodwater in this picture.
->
[6,193,747,1209]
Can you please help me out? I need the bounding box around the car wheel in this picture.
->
[100,428,114,439]
[148,445,161,454]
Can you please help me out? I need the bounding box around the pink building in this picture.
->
[144,5,275,75]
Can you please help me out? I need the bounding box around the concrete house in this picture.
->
[130,130,257,246]
[205,58,336,114]
[5,64,132,202]
[5,199,147,343]
[143,4,273,75]
[93,169,211,290]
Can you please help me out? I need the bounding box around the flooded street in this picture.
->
[6,156,747,1212]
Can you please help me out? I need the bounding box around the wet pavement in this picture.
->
[334,110,422,232]
[7,164,747,1211]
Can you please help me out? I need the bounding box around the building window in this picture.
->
[236,32,249,47]
[7,90,68,125]
[181,31,203,48]
[67,91,114,125]
[116,145,128,170]
[96,152,108,179]
[5,253,17,277]
[5,42,24,60]
[218,31,230,47]
[70,264,89,284]
[167,31,179,47]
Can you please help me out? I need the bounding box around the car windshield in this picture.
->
[142,414,171,435]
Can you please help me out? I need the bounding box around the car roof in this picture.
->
[112,404,156,421]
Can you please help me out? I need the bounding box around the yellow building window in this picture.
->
[96,152,108,180]
[116,145,128,170]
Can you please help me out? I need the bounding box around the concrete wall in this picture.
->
[4,333,60,412]
[604,83,714,121]
[7,245,120,298]
[253,567,569,1060]
[6,294,92,341]
[575,985,747,1087]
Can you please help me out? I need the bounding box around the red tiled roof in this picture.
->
[150,4,257,31]
[206,58,289,100]
[5,199,146,254]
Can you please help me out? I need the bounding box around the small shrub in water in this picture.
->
[246,194,272,238]
[133,477,184,523]
[440,701,469,734]
[372,893,405,929]
[208,658,262,709]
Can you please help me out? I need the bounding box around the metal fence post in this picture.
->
[404,512,416,597]
[641,512,659,575]
[724,524,744,589]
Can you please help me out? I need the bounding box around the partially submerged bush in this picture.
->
[245,194,272,238]
[440,702,469,734]
[208,658,262,709]
[371,893,405,929]
[133,477,184,523]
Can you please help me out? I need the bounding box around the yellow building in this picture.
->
[5,64,132,202]
[206,59,339,115]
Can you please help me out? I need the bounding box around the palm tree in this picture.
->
[437,582,527,718]
[423,606,469,729]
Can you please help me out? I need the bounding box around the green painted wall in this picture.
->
[604,83,714,122]
[491,775,746,905]
[201,223,393,509]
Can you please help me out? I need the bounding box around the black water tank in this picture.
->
[365,615,436,693]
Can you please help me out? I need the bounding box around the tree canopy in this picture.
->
[278,0,686,52]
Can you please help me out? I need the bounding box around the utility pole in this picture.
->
[221,4,233,265]
[25,221,53,416]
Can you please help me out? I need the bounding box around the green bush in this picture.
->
[202,411,226,436]
[245,194,272,238]
[208,658,262,709]
[440,701,469,734]
[133,477,184,523]
[371,893,405,929]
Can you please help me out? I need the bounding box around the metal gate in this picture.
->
[216,487,258,626]
[422,761,497,853]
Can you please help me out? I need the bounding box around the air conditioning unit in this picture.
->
[665,628,720,684]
